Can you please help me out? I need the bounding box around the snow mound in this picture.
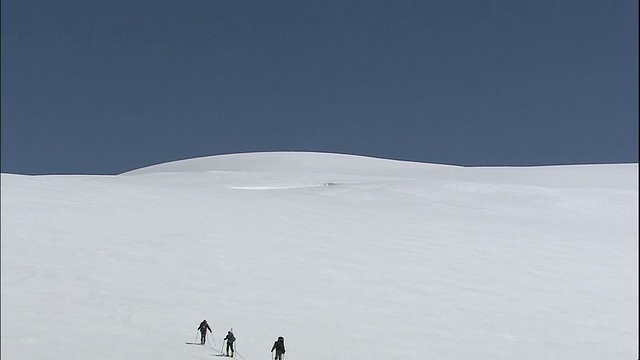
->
[121,151,451,176]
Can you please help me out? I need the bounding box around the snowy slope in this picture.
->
[1,152,638,360]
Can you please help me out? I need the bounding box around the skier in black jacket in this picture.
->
[224,329,236,357]
[271,336,285,360]
[197,319,212,345]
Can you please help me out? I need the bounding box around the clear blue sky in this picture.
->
[2,0,637,175]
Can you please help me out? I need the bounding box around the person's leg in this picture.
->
[201,332,205,345]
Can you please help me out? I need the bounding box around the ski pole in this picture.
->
[206,333,216,351]
[234,349,246,360]
[195,331,198,344]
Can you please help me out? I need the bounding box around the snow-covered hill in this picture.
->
[1,152,638,359]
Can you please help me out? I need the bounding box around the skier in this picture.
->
[271,336,285,360]
[224,329,236,357]
[197,319,212,345]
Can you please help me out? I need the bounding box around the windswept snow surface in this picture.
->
[1,152,638,360]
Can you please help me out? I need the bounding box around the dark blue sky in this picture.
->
[2,0,637,174]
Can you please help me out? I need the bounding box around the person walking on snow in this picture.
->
[197,319,212,345]
[224,329,236,357]
[271,336,285,360]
